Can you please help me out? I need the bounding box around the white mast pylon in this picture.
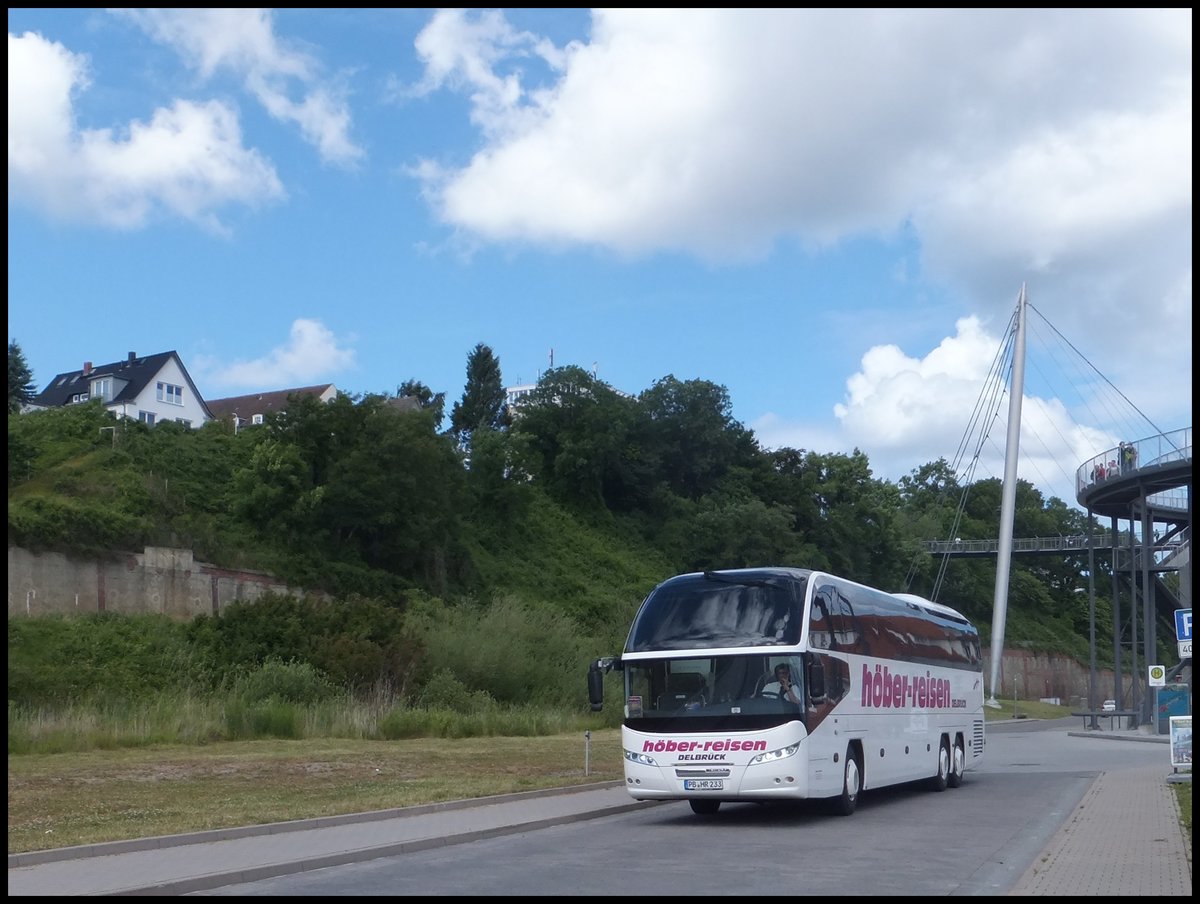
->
[987,284,1027,708]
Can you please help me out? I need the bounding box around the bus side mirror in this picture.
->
[808,657,826,702]
[588,664,605,711]
[588,657,621,711]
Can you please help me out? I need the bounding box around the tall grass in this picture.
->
[8,689,610,756]
[9,688,1093,756]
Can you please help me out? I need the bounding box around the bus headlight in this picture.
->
[749,743,800,766]
[624,749,659,767]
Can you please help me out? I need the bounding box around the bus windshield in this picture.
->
[626,571,806,652]
[624,654,806,729]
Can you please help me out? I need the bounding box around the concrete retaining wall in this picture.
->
[981,648,1117,708]
[7,545,309,620]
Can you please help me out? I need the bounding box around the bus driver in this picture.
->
[762,663,802,705]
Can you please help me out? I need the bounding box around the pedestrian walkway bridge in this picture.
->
[1073,427,1192,522]
[923,426,1192,559]
[923,427,1191,725]
[921,533,1185,567]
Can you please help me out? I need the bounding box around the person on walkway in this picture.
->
[1121,442,1137,473]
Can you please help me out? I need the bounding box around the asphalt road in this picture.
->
[191,717,1174,896]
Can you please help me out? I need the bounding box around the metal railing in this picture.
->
[922,533,1117,555]
[1075,426,1192,497]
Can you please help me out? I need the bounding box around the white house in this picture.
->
[29,350,213,428]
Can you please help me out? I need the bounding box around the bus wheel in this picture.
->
[929,737,950,792]
[832,747,861,816]
[947,738,965,788]
[689,798,720,815]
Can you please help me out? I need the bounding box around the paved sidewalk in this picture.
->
[7,783,654,896]
[1007,758,1191,896]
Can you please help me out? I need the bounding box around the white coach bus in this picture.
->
[587,567,985,816]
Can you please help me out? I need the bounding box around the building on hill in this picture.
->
[504,377,633,414]
[383,395,422,414]
[205,383,339,430]
[505,384,537,409]
[28,350,213,428]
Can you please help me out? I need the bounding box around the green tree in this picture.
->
[763,446,825,542]
[897,458,964,512]
[449,343,509,449]
[232,438,315,544]
[266,393,366,488]
[230,392,470,596]
[639,375,760,501]
[8,340,36,414]
[320,397,468,593]
[510,365,643,511]
[665,496,815,572]
[462,426,533,523]
[890,458,968,592]
[764,447,907,587]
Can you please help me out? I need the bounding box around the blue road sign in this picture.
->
[1176,609,1192,642]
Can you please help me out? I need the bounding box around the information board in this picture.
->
[1169,715,1191,769]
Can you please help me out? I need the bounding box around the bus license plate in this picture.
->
[684,779,724,791]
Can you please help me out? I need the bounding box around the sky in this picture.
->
[8,9,1192,510]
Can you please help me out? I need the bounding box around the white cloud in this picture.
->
[8,30,284,231]
[834,317,1000,446]
[755,317,1002,470]
[754,314,1136,503]
[410,8,561,139]
[111,8,363,166]
[412,8,1191,493]
[411,10,1188,263]
[199,319,357,390]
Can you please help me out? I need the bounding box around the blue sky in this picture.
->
[8,9,1192,508]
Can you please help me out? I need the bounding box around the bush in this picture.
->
[223,699,303,739]
[408,595,603,708]
[8,495,150,554]
[416,668,497,713]
[232,659,338,705]
[8,614,202,706]
[379,707,447,739]
[186,594,425,695]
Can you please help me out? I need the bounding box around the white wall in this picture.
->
[112,356,210,427]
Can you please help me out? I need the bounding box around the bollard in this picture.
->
[584,730,591,776]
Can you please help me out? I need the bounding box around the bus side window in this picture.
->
[832,589,871,656]
[810,591,833,650]
[807,656,826,702]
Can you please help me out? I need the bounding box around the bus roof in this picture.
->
[672,570,971,624]
[891,592,969,623]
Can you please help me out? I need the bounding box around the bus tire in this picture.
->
[689,798,721,815]
[929,737,950,792]
[832,746,861,816]
[947,737,965,788]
